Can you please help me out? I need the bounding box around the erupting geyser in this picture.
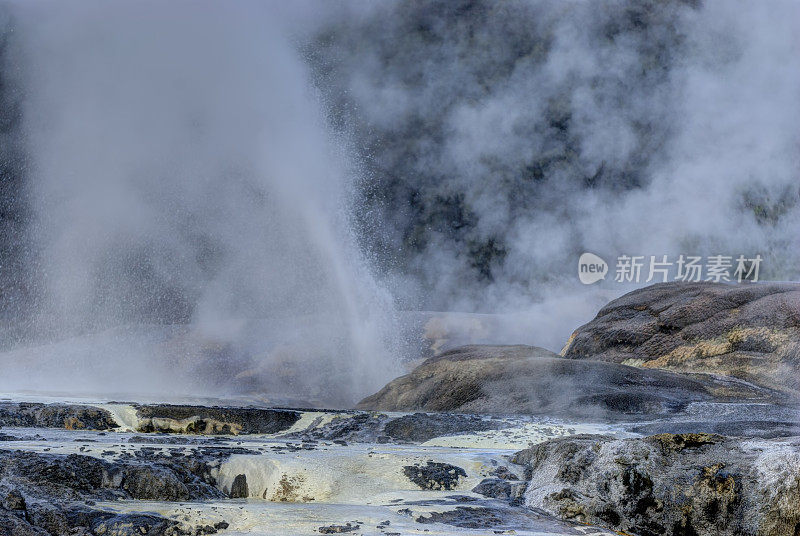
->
[0,1,398,405]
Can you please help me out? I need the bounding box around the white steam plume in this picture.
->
[0,1,398,405]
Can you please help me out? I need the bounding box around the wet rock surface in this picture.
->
[289,411,388,443]
[514,433,800,536]
[2,401,764,536]
[0,284,797,535]
[0,401,306,436]
[0,407,625,535]
[472,465,528,503]
[285,409,512,445]
[471,477,527,503]
[562,281,800,398]
[317,522,360,533]
[229,474,248,499]
[416,506,504,528]
[412,503,603,534]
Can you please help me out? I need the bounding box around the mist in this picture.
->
[0,1,398,405]
[308,0,800,341]
[0,0,797,404]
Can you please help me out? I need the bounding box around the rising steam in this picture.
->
[0,1,398,405]
[308,0,800,347]
[0,0,797,403]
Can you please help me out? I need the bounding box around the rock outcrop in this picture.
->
[513,433,800,536]
[134,404,301,435]
[356,345,784,421]
[0,401,303,435]
[402,461,467,491]
[0,403,118,430]
[561,282,800,397]
[0,448,229,535]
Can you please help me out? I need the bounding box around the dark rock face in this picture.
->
[317,522,360,534]
[85,513,187,536]
[383,412,508,443]
[1,488,25,511]
[0,402,118,430]
[0,448,227,535]
[472,477,526,502]
[284,410,511,445]
[413,503,601,534]
[416,506,504,529]
[513,433,800,536]
[0,510,50,536]
[403,461,467,491]
[0,449,225,501]
[472,465,527,503]
[357,345,783,420]
[1,502,189,536]
[562,282,800,397]
[290,412,388,443]
[229,474,248,498]
[120,464,191,501]
[0,401,304,436]
[135,404,301,435]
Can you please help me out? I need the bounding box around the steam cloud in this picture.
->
[0,1,398,404]
[0,0,797,402]
[308,0,800,342]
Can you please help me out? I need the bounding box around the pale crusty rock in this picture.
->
[513,433,800,536]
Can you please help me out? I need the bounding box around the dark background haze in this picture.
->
[306,0,800,312]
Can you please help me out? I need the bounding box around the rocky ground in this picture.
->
[0,402,625,535]
[1,399,797,536]
[1,282,798,536]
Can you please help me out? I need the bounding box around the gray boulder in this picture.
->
[402,461,466,491]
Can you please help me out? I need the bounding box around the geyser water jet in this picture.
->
[0,1,398,405]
